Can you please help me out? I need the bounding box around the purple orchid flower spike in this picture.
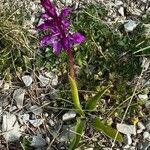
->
[38,0,85,117]
[40,0,57,18]
[37,0,85,55]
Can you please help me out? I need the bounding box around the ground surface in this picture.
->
[0,0,150,150]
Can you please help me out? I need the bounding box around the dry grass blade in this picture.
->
[111,67,145,147]
[0,0,37,74]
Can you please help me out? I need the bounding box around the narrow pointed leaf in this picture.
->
[68,75,84,116]
[69,118,86,150]
[85,88,108,111]
[91,117,123,142]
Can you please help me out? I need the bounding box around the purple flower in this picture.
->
[37,0,85,55]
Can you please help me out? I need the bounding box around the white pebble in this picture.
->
[118,7,124,16]
[143,132,150,139]
[124,20,138,32]
[138,122,146,130]
[22,75,33,87]
[117,123,136,135]
[138,94,148,100]
[62,111,76,121]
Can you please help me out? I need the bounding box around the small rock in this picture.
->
[144,24,150,38]
[115,0,123,6]
[143,132,150,140]
[137,143,143,150]
[142,57,150,71]
[141,141,150,150]
[0,106,2,114]
[51,77,58,86]
[29,105,42,115]
[58,125,74,142]
[132,8,142,16]
[22,114,30,124]
[44,113,48,117]
[31,15,35,23]
[132,138,139,146]
[138,94,148,100]
[117,123,136,135]
[45,72,54,79]
[2,113,21,142]
[127,134,132,145]
[137,122,146,133]
[46,136,50,143]
[9,106,17,112]
[31,134,46,148]
[124,20,138,32]
[22,75,33,87]
[124,134,132,148]
[45,72,58,86]
[144,80,150,87]
[62,111,76,121]
[39,75,50,87]
[64,0,73,4]
[30,2,37,11]
[118,7,124,16]
[29,119,44,127]
[49,119,55,126]
[3,83,10,90]
[13,88,26,109]
[140,0,147,3]
[146,122,150,131]
[0,106,2,123]
[145,101,150,110]
[0,80,3,88]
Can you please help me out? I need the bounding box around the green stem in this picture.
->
[67,49,76,80]
[67,49,84,116]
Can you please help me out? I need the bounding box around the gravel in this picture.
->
[0,0,149,149]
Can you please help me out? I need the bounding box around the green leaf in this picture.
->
[68,75,84,116]
[69,118,86,150]
[133,45,150,54]
[85,88,109,111]
[91,117,123,142]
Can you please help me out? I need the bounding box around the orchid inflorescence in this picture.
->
[37,1,124,148]
[37,0,85,116]
[37,0,85,55]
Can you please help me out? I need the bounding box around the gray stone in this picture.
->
[137,122,146,133]
[62,111,76,121]
[58,125,74,142]
[29,105,42,115]
[143,131,150,140]
[118,7,124,16]
[51,77,58,86]
[2,113,21,142]
[29,119,44,127]
[22,75,33,87]
[124,20,138,32]
[138,94,148,100]
[115,0,123,6]
[22,113,30,124]
[39,75,50,87]
[124,134,132,148]
[146,122,150,131]
[117,123,136,135]
[145,101,150,110]
[31,134,46,148]
[140,0,148,3]
[49,119,55,126]
[13,88,25,109]
[142,141,150,150]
